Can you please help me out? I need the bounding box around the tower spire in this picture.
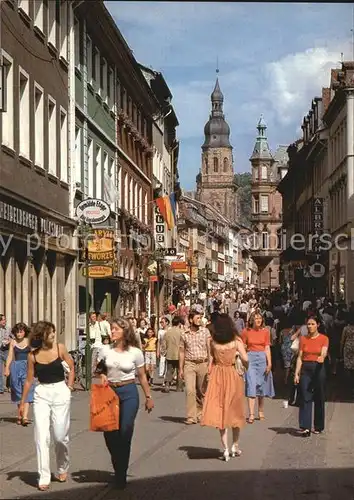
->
[250,115,273,160]
[216,56,219,75]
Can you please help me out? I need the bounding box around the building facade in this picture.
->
[73,1,158,318]
[0,0,77,346]
[196,78,238,222]
[278,94,329,299]
[279,62,354,303]
[249,117,284,289]
[140,64,180,315]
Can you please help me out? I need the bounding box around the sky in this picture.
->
[106,2,353,190]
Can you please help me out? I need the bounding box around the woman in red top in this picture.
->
[294,316,329,436]
[241,312,274,424]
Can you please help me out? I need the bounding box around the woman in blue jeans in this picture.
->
[98,318,154,490]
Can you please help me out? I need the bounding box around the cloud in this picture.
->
[105,2,354,188]
[264,40,352,126]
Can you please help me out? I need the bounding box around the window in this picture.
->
[60,1,68,60]
[19,69,30,159]
[48,97,57,175]
[60,109,67,182]
[277,229,282,250]
[117,165,122,209]
[103,151,108,199]
[87,37,92,84]
[94,48,100,90]
[124,173,128,209]
[108,68,114,109]
[34,84,44,167]
[95,145,102,198]
[254,167,259,180]
[48,0,57,48]
[75,126,82,184]
[262,232,269,250]
[74,18,80,68]
[261,165,267,180]
[213,157,218,172]
[100,58,107,101]
[2,53,14,149]
[33,0,44,32]
[129,177,133,212]
[253,195,259,213]
[223,157,228,172]
[18,0,29,15]
[260,195,269,213]
[134,182,138,216]
[144,192,148,224]
[138,187,142,221]
[86,137,93,196]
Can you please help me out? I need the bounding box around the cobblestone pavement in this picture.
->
[0,378,354,500]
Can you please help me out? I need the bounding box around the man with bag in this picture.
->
[179,312,210,424]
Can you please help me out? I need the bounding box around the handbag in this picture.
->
[235,352,246,377]
[90,384,119,432]
[290,337,300,353]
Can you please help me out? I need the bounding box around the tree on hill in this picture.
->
[235,172,252,227]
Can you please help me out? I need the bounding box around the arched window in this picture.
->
[223,157,228,172]
[205,158,208,173]
[213,157,218,172]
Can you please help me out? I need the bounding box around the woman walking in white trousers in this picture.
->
[20,321,74,491]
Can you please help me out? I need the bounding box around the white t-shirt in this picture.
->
[100,346,145,383]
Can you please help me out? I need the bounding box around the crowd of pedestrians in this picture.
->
[1,289,354,491]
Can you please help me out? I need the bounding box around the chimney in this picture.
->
[321,88,331,114]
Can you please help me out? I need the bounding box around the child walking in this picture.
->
[143,327,157,385]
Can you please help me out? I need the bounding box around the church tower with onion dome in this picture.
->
[196,76,238,221]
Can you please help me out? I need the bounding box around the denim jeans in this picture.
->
[299,361,326,432]
[0,350,8,393]
[103,383,139,485]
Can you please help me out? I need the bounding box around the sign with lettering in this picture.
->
[76,199,110,225]
[154,205,166,247]
[0,199,65,237]
[310,198,324,254]
[87,229,115,261]
[82,265,114,279]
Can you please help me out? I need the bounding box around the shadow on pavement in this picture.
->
[7,471,37,488]
[70,470,115,484]
[268,426,302,437]
[179,446,221,459]
[159,415,186,423]
[18,468,354,500]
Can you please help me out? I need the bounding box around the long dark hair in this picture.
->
[110,317,138,350]
[210,313,237,345]
[29,321,56,346]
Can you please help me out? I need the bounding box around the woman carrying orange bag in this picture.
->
[97,318,154,490]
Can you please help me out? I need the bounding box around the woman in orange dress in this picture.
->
[201,314,248,462]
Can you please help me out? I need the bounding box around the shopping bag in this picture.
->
[90,384,119,432]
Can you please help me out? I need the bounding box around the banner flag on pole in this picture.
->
[155,193,177,230]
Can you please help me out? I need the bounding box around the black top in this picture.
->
[34,345,65,384]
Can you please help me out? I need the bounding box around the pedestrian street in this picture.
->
[1,378,354,500]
